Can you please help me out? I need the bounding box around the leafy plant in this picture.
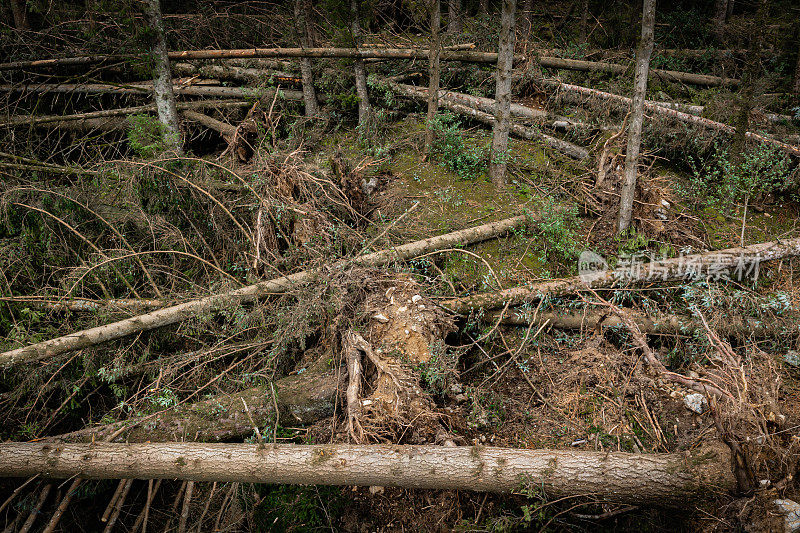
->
[127,114,171,158]
[428,113,487,180]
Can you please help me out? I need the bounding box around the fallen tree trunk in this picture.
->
[491,308,788,337]
[171,62,300,84]
[0,297,165,313]
[53,366,343,443]
[0,83,304,100]
[387,82,589,160]
[538,56,739,86]
[0,442,734,506]
[442,236,800,313]
[543,79,800,157]
[0,215,530,368]
[182,110,236,137]
[650,101,795,124]
[0,48,525,71]
[1,99,251,128]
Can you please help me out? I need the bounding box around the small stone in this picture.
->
[684,393,708,414]
[411,295,422,304]
[687,370,700,379]
[369,486,385,495]
[450,383,463,394]
[397,306,408,313]
[774,499,800,533]
[372,313,389,323]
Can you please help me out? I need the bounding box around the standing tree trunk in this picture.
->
[794,37,800,95]
[351,0,372,126]
[712,0,729,42]
[519,0,533,41]
[579,0,589,43]
[144,0,182,154]
[295,0,319,117]
[489,0,517,187]
[617,0,655,234]
[731,0,766,160]
[425,0,441,155]
[10,0,29,30]
[448,0,462,33]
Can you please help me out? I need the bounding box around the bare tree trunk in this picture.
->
[795,37,800,95]
[425,0,441,155]
[713,0,728,42]
[0,215,529,367]
[617,0,655,234]
[10,0,29,30]
[351,0,372,126]
[579,0,589,43]
[0,442,736,506]
[295,0,319,117]
[732,0,767,160]
[144,0,182,154]
[447,0,462,33]
[489,0,517,187]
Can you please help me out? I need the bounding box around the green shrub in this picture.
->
[428,113,487,181]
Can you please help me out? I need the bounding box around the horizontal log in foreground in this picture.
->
[0,48,525,71]
[0,442,735,506]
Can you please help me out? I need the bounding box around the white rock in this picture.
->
[683,393,708,414]
[397,306,408,313]
[774,499,800,533]
[372,313,389,323]
[369,486,385,495]
[412,295,422,303]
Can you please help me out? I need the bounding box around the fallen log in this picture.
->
[0,83,304,100]
[1,99,251,127]
[53,366,343,443]
[0,48,525,71]
[543,79,800,157]
[0,297,165,313]
[491,308,791,337]
[650,101,795,125]
[387,82,589,160]
[0,215,531,368]
[442,236,800,313]
[538,56,739,87]
[182,110,236,137]
[171,62,300,84]
[0,442,735,506]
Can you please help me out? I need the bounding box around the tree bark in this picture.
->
[350,0,372,126]
[0,49,524,71]
[442,235,800,313]
[489,0,516,187]
[538,56,738,87]
[0,442,735,506]
[425,0,442,155]
[795,37,800,95]
[387,82,589,159]
[144,0,182,154]
[579,0,589,43]
[447,0,462,33]
[9,0,29,30]
[0,215,530,368]
[53,367,343,443]
[171,63,300,84]
[617,0,655,233]
[295,0,320,117]
[1,99,251,127]
[713,0,729,42]
[542,79,800,157]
